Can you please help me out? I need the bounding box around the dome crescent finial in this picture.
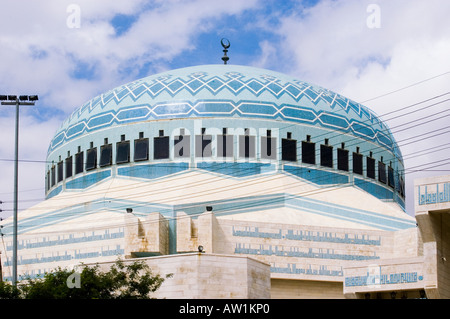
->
[221,38,230,64]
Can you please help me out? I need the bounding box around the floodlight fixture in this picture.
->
[8,95,17,101]
[0,95,7,101]
[29,95,38,101]
[19,95,28,101]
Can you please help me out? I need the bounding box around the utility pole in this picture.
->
[0,211,3,283]
[0,95,38,286]
[0,250,3,283]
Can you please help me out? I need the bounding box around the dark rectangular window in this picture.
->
[174,134,190,158]
[154,136,170,159]
[378,161,386,184]
[282,138,297,161]
[195,134,212,157]
[51,165,55,187]
[302,141,315,164]
[65,156,73,178]
[367,157,375,179]
[218,134,233,157]
[86,148,97,171]
[388,166,395,188]
[100,144,113,167]
[261,136,276,159]
[116,141,130,164]
[57,161,63,183]
[75,152,84,174]
[399,176,405,198]
[320,144,333,168]
[337,148,349,171]
[46,170,50,191]
[134,138,149,161]
[239,133,255,158]
[352,152,363,175]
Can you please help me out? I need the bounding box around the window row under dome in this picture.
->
[46,128,405,198]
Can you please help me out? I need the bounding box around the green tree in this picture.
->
[0,280,21,299]
[1,258,172,299]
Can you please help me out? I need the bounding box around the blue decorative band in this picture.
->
[49,99,397,156]
[354,177,394,201]
[197,162,275,178]
[46,185,62,199]
[65,170,111,190]
[117,163,189,179]
[283,165,349,185]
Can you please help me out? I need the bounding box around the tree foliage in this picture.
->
[0,258,172,299]
[0,280,21,299]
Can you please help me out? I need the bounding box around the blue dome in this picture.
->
[48,64,401,158]
[45,64,405,209]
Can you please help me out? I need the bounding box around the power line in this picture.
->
[403,142,450,160]
[4,141,444,233]
[0,162,419,237]
[1,92,449,174]
[3,115,448,208]
[5,150,442,216]
[359,71,450,103]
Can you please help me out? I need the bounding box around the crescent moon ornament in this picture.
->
[221,38,230,64]
[221,38,230,49]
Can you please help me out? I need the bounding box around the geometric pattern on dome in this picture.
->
[67,70,379,122]
[50,66,400,158]
[50,98,395,155]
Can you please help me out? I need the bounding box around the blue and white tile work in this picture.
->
[49,65,400,156]
[0,64,422,298]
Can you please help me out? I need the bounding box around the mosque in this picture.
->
[0,45,447,299]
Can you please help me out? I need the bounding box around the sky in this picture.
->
[0,0,449,218]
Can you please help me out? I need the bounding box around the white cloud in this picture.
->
[266,0,450,89]
[0,0,260,111]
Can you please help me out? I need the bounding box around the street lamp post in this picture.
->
[0,94,38,286]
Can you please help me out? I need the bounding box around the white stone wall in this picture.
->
[125,212,169,256]
[176,211,414,285]
[271,279,344,299]
[91,253,271,299]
